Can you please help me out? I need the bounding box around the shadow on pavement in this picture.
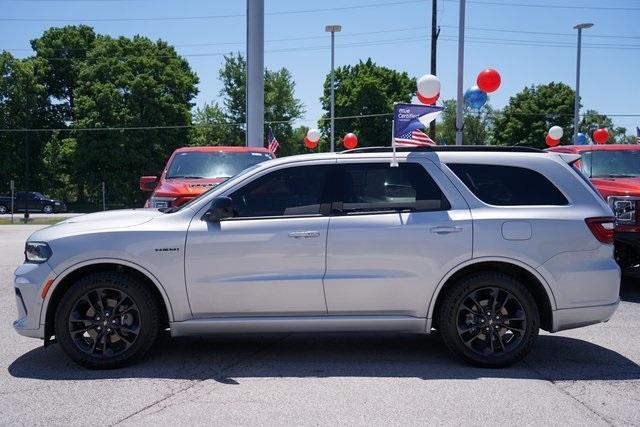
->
[8,332,640,384]
[621,277,640,303]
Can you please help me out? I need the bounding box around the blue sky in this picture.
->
[3,0,639,134]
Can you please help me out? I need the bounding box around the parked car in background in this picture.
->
[0,191,66,214]
[548,144,640,276]
[15,146,619,369]
[140,146,275,209]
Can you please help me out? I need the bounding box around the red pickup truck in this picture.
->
[140,146,274,209]
[548,144,640,276]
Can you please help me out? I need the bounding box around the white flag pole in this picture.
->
[391,103,399,167]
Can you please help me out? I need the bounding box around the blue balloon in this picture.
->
[575,133,588,145]
[464,86,488,110]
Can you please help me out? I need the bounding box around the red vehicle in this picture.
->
[140,146,274,209]
[548,144,640,276]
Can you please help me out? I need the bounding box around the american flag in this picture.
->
[394,128,436,146]
[636,127,640,144]
[267,128,279,153]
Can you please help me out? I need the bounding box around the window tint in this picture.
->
[229,165,329,217]
[338,163,449,213]
[447,163,568,206]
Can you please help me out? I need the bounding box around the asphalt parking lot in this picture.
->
[1,225,639,425]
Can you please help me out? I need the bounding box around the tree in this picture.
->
[492,82,575,148]
[580,110,630,144]
[30,25,96,123]
[190,102,240,146]
[73,35,199,205]
[319,59,415,148]
[215,53,305,155]
[436,99,495,145]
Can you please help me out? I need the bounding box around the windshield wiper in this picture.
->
[166,176,205,179]
[605,174,638,178]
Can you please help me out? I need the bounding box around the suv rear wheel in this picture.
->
[438,272,539,368]
[54,272,159,369]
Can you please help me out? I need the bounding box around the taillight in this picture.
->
[585,217,615,245]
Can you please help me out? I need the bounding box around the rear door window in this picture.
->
[447,163,568,206]
[335,162,450,213]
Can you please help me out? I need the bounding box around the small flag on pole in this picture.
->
[636,126,640,144]
[267,127,279,153]
[395,128,436,146]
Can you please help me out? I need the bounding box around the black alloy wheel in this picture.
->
[55,272,159,369]
[67,287,141,358]
[438,272,539,368]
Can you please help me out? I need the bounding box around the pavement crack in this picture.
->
[112,334,291,425]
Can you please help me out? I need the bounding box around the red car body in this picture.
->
[140,146,274,209]
[548,144,640,274]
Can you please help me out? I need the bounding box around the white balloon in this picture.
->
[417,74,441,98]
[549,126,564,140]
[306,128,321,143]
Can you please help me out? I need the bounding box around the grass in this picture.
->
[0,217,66,225]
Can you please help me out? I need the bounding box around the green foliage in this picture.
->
[319,58,415,148]
[190,102,241,146]
[73,35,198,204]
[580,110,630,144]
[492,82,575,148]
[41,133,77,200]
[213,53,305,155]
[436,99,495,145]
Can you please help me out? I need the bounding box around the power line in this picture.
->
[2,112,639,133]
[444,0,640,11]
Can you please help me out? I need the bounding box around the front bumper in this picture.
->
[12,262,53,339]
[615,231,640,276]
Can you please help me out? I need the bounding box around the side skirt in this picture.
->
[170,315,429,337]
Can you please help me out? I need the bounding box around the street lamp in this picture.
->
[325,24,341,152]
[573,22,593,143]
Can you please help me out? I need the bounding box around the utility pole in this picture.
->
[246,0,264,147]
[455,0,466,146]
[325,25,341,152]
[573,23,593,142]
[24,95,31,222]
[429,0,440,140]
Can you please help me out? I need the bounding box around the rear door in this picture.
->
[323,159,473,318]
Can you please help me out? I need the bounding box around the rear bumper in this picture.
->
[551,299,619,332]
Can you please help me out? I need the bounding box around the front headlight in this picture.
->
[25,242,52,263]
[608,196,638,225]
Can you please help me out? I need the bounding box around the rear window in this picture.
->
[447,163,568,206]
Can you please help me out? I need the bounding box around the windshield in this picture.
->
[166,151,273,179]
[581,150,640,178]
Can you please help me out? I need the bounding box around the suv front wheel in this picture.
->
[54,272,160,369]
[438,272,539,368]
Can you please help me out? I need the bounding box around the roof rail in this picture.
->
[339,145,544,154]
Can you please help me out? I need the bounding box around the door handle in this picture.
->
[430,226,463,235]
[288,231,321,239]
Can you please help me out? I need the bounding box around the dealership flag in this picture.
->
[636,126,640,144]
[390,103,443,165]
[267,127,279,153]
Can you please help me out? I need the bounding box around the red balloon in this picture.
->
[545,134,559,147]
[343,133,358,149]
[304,136,317,149]
[417,92,439,105]
[593,128,609,144]
[476,68,501,93]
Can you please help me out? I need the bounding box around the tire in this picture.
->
[42,204,53,214]
[54,272,160,369]
[437,272,539,368]
[0,204,7,214]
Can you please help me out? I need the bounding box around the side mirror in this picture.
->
[203,196,234,222]
[139,176,158,191]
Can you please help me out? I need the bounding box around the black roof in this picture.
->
[339,145,544,154]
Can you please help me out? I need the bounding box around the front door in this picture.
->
[323,159,473,318]
[185,163,333,317]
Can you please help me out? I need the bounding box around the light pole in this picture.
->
[455,0,465,146]
[246,0,264,147]
[325,24,341,152]
[573,22,593,143]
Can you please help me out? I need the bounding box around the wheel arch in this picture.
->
[428,258,556,332]
[42,259,174,341]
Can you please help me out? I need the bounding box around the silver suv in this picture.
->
[14,147,620,369]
